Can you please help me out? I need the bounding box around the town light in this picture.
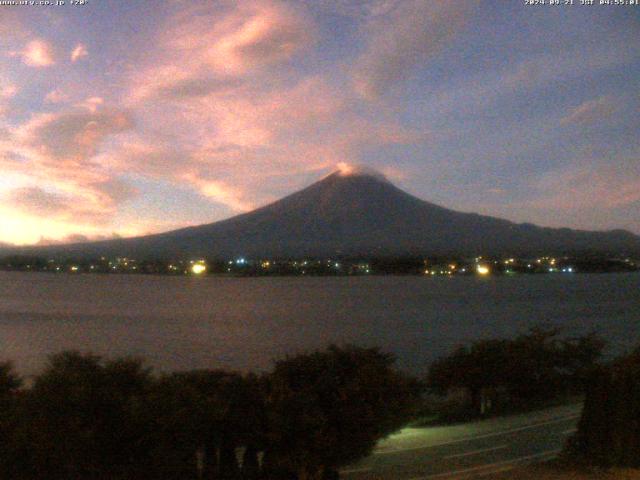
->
[477,265,490,275]
[191,263,206,275]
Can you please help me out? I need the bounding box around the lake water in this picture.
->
[0,271,638,376]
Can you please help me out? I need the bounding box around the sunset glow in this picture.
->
[0,1,638,245]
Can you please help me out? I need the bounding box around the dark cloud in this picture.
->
[7,187,74,217]
[5,182,135,226]
[35,232,122,246]
[21,108,133,163]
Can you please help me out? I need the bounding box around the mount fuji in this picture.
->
[8,167,640,259]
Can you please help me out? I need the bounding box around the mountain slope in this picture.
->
[10,170,640,259]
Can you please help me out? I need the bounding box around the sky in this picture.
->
[0,0,639,246]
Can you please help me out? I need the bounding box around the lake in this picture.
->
[0,271,638,376]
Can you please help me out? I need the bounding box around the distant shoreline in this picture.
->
[1,253,638,277]
[0,269,638,278]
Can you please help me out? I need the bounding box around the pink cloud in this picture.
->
[44,89,69,104]
[3,1,424,228]
[70,43,88,62]
[0,83,17,117]
[76,96,104,113]
[121,31,422,210]
[130,1,316,103]
[1,107,136,228]
[14,39,56,67]
[165,1,315,76]
[0,84,17,99]
[182,172,254,212]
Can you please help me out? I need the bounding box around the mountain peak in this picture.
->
[12,166,640,259]
[335,162,389,182]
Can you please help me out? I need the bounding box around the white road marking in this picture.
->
[375,414,579,455]
[562,428,577,435]
[409,449,562,479]
[443,444,507,460]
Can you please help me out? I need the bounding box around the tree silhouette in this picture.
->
[265,345,422,480]
[0,347,421,479]
[428,327,605,415]
[144,369,266,479]
[570,347,640,467]
[11,351,153,480]
[0,361,22,477]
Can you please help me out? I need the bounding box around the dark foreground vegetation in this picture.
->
[566,347,640,468]
[426,327,605,420]
[0,329,636,479]
[427,329,640,472]
[0,346,420,480]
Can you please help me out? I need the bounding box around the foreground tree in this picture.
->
[0,361,21,397]
[0,361,22,476]
[428,327,605,415]
[9,351,153,480]
[0,347,419,479]
[265,345,422,480]
[144,369,266,479]
[568,347,640,467]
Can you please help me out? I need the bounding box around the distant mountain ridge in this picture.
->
[5,169,640,259]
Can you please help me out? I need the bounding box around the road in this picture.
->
[341,403,582,479]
